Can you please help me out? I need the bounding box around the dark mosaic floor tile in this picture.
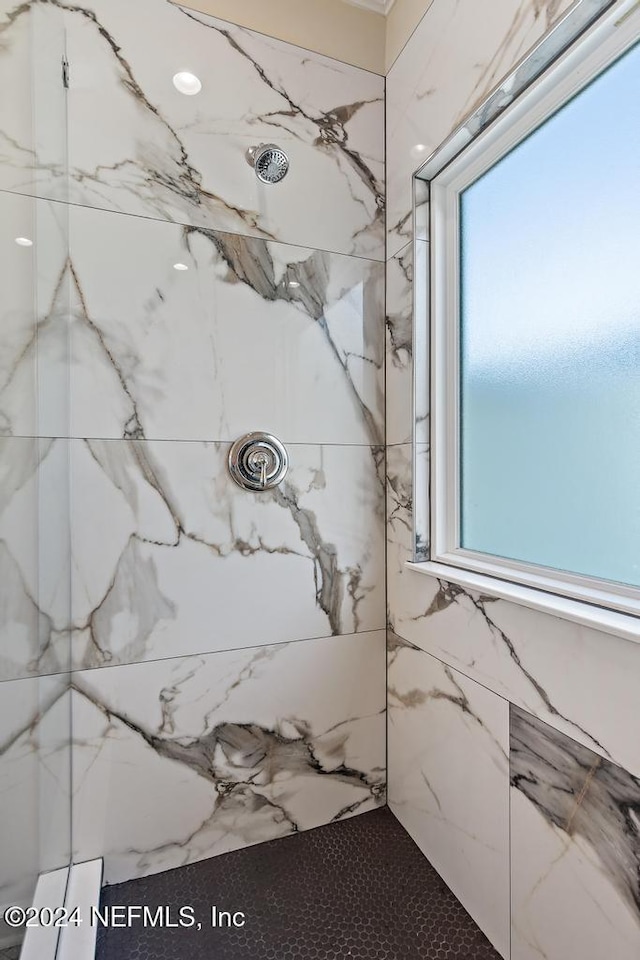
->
[95,807,501,960]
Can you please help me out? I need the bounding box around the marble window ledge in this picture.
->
[407,561,640,647]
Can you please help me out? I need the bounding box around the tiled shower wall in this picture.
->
[0,4,71,939]
[3,0,387,887]
[67,0,387,883]
[385,2,640,959]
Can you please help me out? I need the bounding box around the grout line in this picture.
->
[395,639,515,707]
[1,630,389,686]
[386,236,413,262]
[1,435,385,448]
[0,186,385,266]
[0,628,388,685]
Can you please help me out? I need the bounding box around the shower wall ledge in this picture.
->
[407,562,640,647]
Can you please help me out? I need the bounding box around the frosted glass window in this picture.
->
[459,40,640,587]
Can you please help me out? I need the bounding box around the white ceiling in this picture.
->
[340,0,396,15]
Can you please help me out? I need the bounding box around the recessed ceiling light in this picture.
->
[410,143,428,160]
[173,262,189,271]
[15,237,33,247]
[172,72,202,96]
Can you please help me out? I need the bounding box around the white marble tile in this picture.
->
[0,438,71,682]
[511,706,640,960]
[0,674,70,916]
[0,192,69,440]
[0,0,384,259]
[0,3,67,201]
[72,630,386,884]
[386,0,574,258]
[71,439,384,669]
[65,204,384,446]
[389,636,510,957]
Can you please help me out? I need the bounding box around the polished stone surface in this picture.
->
[73,632,386,884]
[511,706,640,960]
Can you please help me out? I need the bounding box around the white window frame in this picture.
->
[427,2,640,622]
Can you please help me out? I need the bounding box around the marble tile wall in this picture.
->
[73,631,386,883]
[388,632,510,957]
[63,205,384,446]
[71,438,384,669]
[0,0,387,884]
[385,1,640,958]
[0,31,72,921]
[2,0,385,261]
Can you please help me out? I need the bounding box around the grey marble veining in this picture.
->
[386,244,413,447]
[511,706,640,917]
[511,705,640,959]
[386,246,412,369]
[61,206,384,446]
[72,439,384,670]
[0,438,71,682]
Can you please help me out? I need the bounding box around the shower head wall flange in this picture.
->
[246,143,290,184]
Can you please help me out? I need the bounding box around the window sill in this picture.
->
[405,560,640,646]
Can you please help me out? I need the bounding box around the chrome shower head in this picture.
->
[246,143,290,184]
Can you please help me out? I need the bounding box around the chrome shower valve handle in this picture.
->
[248,451,269,490]
[228,433,289,492]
